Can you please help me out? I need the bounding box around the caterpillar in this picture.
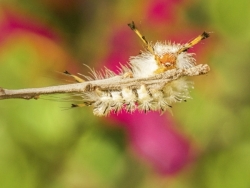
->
[68,22,210,116]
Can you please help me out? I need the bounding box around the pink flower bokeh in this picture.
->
[0,8,59,45]
[111,111,192,174]
[146,0,183,24]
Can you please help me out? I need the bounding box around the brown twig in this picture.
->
[0,64,210,100]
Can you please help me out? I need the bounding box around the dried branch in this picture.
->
[0,64,210,101]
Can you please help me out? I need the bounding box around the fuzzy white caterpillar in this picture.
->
[70,22,210,116]
[0,22,209,116]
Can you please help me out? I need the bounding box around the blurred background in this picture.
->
[0,0,250,187]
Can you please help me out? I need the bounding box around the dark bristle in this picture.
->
[133,89,139,98]
[63,70,71,75]
[103,106,108,114]
[142,36,148,44]
[71,104,78,108]
[202,32,210,39]
[128,21,136,30]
